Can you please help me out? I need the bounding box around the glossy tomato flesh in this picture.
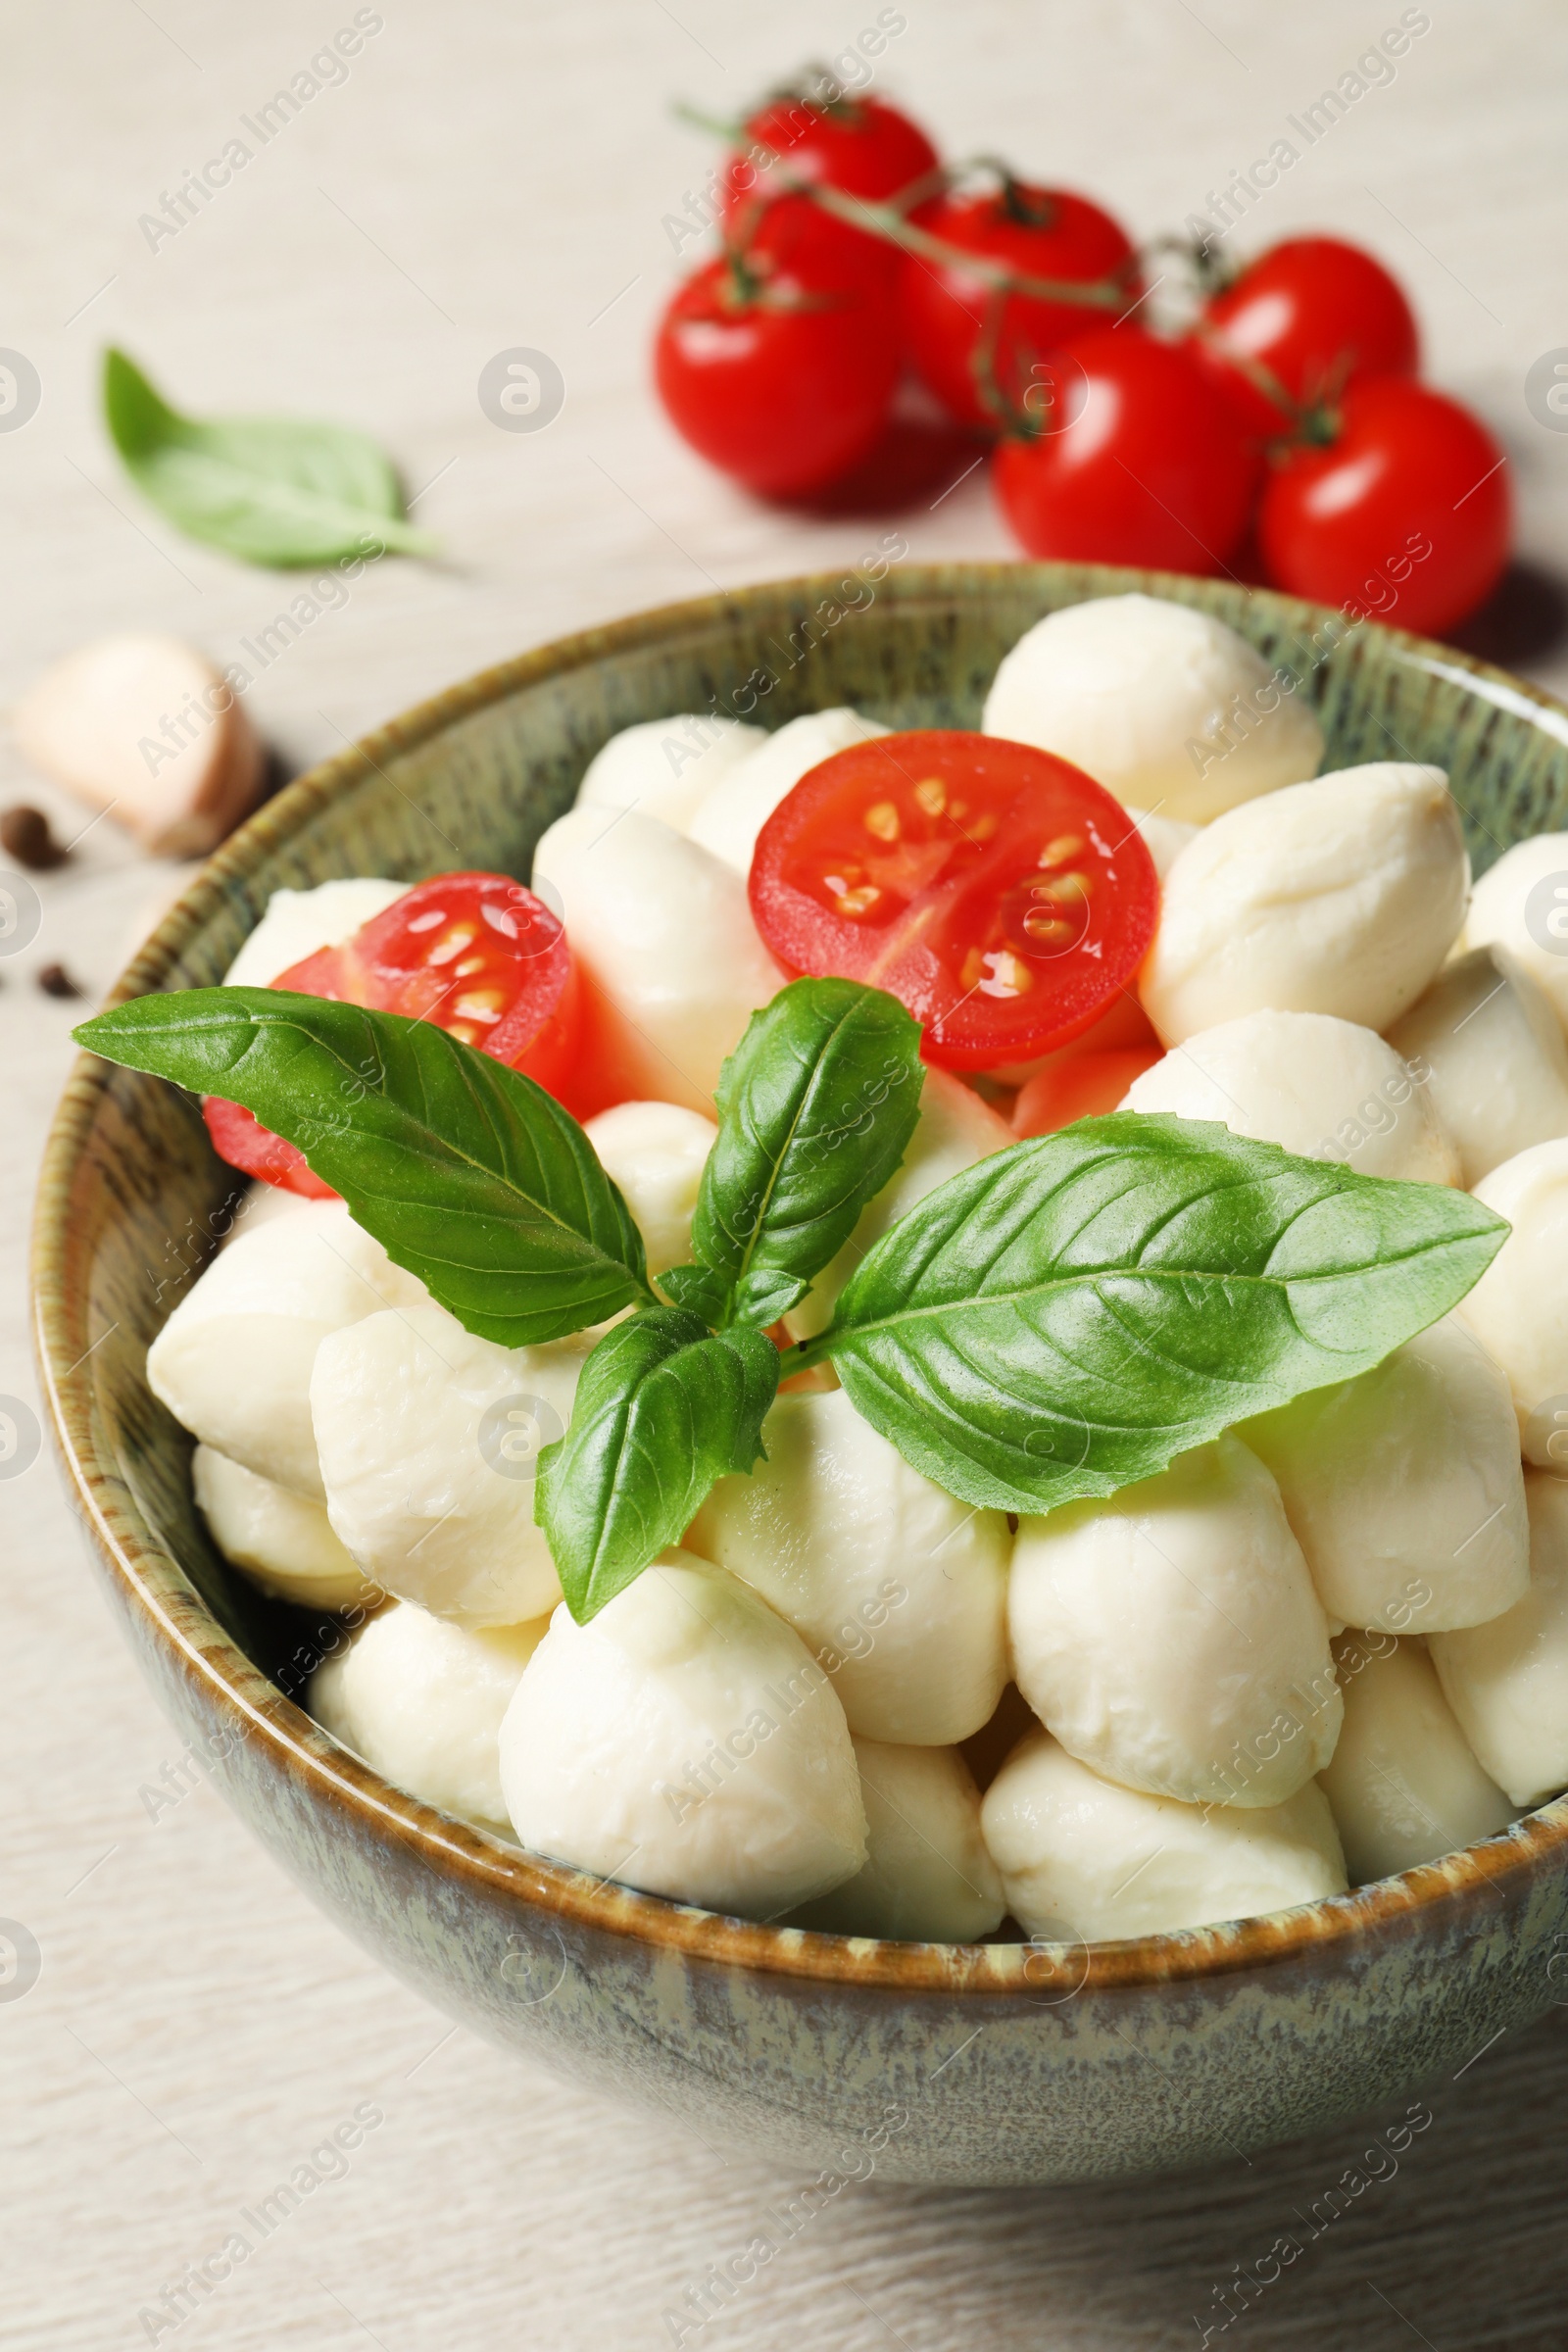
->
[748,730,1159,1070]
[1258,377,1511,637]
[203,872,582,1196]
[901,184,1138,431]
[1197,236,1419,439]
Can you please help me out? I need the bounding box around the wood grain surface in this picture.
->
[6,4,1568,2345]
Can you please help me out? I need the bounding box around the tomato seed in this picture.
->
[863,800,901,842]
[1040,833,1085,866]
[913,777,948,815]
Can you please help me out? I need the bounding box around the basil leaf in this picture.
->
[687,977,923,1326]
[656,1262,734,1323]
[537,1307,780,1620]
[104,349,436,568]
[74,989,652,1346]
[818,1112,1509,1516]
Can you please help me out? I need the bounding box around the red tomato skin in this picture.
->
[1259,378,1511,638]
[655,255,900,498]
[748,729,1159,1072]
[900,187,1138,431]
[719,93,939,284]
[1198,236,1419,438]
[1010,1047,1163,1138]
[992,328,1260,575]
[200,1098,336,1198]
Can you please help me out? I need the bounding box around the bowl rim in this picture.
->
[31,556,1568,2000]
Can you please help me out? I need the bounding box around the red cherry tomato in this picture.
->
[720,90,939,285]
[1197,236,1419,439]
[748,730,1159,1071]
[900,183,1138,431]
[1010,1047,1162,1138]
[204,873,582,1196]
[1258,378,1511,639]
[655,244,899,499]
[992,327,1259,575]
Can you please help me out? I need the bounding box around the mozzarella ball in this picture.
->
[1432,1472,1568,1807]
[1463,833,1568,1034]
[312,1599,547,1833]
[1244,1317,1529,1635]
[785,1065,1012,1340]
[687,1386,1011,1746]
[532,806,783,1115]
[222,877,407,987]
[1140,764,1469,1046]
[981,1732,1347,1939]
[575,714,765,834]
[312,1299,587,1626]
[1121,1009,1458,1184]
[1455,1141,1568,1459]
[147,1201,428,1496]
[981,596,1324,823]
[1009,1436,1338,1810]
[1124,804,1200,879]
[192,1444,373,1609]
[1318,1634,1512,1883]
[583,1101,716,1277]
[686,709,889,873]
[1386,947,1568,1187]
[790,1739,1005,1941]
[499,1550,867,1918]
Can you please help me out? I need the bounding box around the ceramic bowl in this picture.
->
[32,562,1568,2187]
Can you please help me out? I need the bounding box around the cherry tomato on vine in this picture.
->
[900,181,1138,431]
[1195,235,1419,439]
[1258,378,1511,638]
[655,242,900,498]
[992,326,1259,575]
[720,87,940,285]
[204,874,582,1196]
[748,729,1159,1071]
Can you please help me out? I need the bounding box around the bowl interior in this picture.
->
[34,559,1568,1978]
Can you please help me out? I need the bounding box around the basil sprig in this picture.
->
[76,977,1509,1623]
[104,350,436,568]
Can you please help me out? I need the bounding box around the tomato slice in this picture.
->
[747,731,1158,1071]
[204,872,582,1195]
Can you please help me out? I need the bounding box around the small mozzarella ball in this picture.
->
[1122,1010,1458,1184]
[1124,804,1200,879]
[222,877,407,988]
[533,806,783,1115]
[785,1065,1012,1340]
[1385,947,1568,1188]
[583,1101,716,1276]
[1456,1140,1568,1458]
[1009,1436,1338,1810]
[687,1386,1010,1746]
[1012,1047,1163,1138]
[575,714,765,834]
[192,1444,373,1609]
[790,1739,1005,1941]
[1464,834,1568,1034]
[981,1732,1347,1939]
[146,1200,428,1496]
[312,1599,547,1833]
[686,709,889,873]
[981,596,1324,822]
[1432,1471,1568,1807]
[1141,764,1469,1046]
[499,1549,867,1917]
[1244,1317,1529,1635]
[1318,1634,1512,1883]
[311,1299,586,1626]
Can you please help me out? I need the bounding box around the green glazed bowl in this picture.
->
[32,562,1568,2186]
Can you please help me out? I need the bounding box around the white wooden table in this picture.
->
[7,4,1568,2344]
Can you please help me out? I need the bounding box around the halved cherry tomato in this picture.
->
[1195,235,1419,440]
[1011,1047,1163,1138]
[900,182,1138,431]
[204,873,581,1196]
[748,730,1159,1071]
